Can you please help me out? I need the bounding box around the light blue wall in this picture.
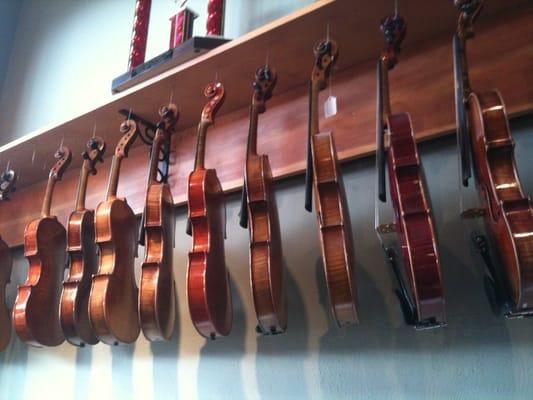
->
[0,0,22,94]
[0,1,533,400]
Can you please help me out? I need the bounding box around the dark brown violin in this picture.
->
[304,39,358,326]
[239,65,287,335]
[60,136,105,347]
[89,119,140,345]
[452,0,533,316]
[14,146,72,346]
[139,103,178,341]
[376,14,446,328]
[187,81,232,339]
[0,167,16,351]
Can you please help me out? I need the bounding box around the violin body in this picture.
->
[60,209,99,346]
[14,217,66,347]
[89,198,140,345]
[245,153,286,333]
[468,91,533,309]
[0,237,13,350]
[139,182,176,341]
[387,112,445,323]
[310,131,358,326]
[188,168,232,338]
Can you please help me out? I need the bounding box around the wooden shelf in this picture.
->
[0,0,531,247]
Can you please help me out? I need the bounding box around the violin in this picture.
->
[89,119,141,345]
[60,136,105,347]
[376,14,446,328]
[13,146,72,346]
[452,0,533,316]
[187,81,232,339]
[239,65,287,335]
[0,168,16,351]
[139,103,178,341]
[304,38,358,326]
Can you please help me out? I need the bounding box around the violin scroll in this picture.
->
[116,120,139,159]
[50,146,72,182]
[0,168,17,201]
[158,103,179,131]
[453,0,483,39]
[252,66,277,113]
[82,136,106,175]
[201,82,225,124]
[312,39,338,90]
[380,14,406,70]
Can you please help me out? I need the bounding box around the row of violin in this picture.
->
[0,0,531,351]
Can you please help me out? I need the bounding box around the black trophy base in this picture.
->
[111,36,230,94]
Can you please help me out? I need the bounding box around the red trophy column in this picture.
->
[128,0,152,70]
[206,0,225,36]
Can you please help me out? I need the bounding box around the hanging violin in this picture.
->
[239,65,287,335]
[452,0,533,317]
[375,14,446,328]
[304,38,358,327]
[60,136,105,347]
[13,146,72,346]
[0,167,16,351]
[187,81,232,339]
[89,119,141,345]
[139,103,178,342]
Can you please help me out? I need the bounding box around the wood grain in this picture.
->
[0,5,531,248]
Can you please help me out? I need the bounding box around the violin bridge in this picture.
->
[461,208,485,219]
[377,222,396,234]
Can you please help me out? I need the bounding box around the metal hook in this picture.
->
[31,149,36,166]
[127,107,133,121]
[265,51,270,69]
[92,123,97,138]
[5,160,10,173]
[326,22,330,42]
[214,71,219,85]
[394,0,399,17]
[60,136,65,151]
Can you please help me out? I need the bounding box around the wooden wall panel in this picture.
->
[0,7,531,248]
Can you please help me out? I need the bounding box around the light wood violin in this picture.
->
[14,146,72,346]
[60,136,105,347]
[376,14,446,328]
[89,119,141,345]
[187,81,232,339]
[239,65,287,335]
[139,103,178,342]
[304,38,358,326]
[452,0,533,316]
[0,167,16,351]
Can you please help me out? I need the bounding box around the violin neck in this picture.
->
[309,80,321,137]
[106,156,122,200]
[148,131,165,184]
[75,163,91,211]
[379,58,392,120]
[246,105,260,157]
[455,33,472,98]
[41,175,57,217]
[194,120,210,170]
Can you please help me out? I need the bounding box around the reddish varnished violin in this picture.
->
[14,146,72,346]
[452,0,533,316]
[304,38,358,326]
[376,14,446,328]
[0,167,16,351]
[187,81,232,339]
[60,136,105,347]
[139,103,178,342]
[239,65,287,335]
[89,119,140,345]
